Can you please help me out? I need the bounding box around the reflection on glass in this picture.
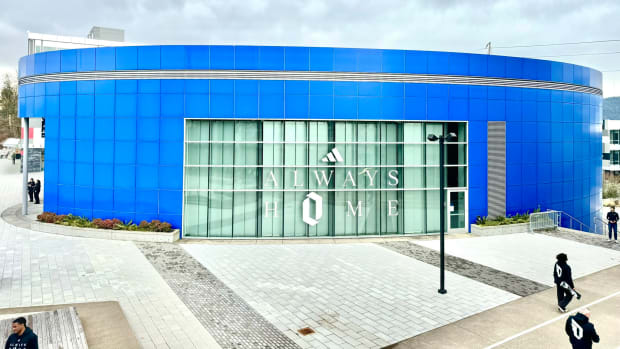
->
[183,120,468,237]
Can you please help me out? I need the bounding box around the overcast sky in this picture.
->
[2,0,620,96]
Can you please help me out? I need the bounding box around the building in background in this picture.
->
[17,46,603,238]
[28,26,128,54]
[603,119,620,178]
[23,27,130,150]
[87,26,125,42]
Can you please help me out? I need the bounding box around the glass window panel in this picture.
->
[184,120,468,237]
[426,190,440,233]
[404,191,425,233]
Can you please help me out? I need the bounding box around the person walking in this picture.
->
[554,253,577,312]
[606,207,618,243]
[34,180,41,204]
[565,308,599,349]
[11,152,15,165]
[27,179,35,203]
[4,316,38,349]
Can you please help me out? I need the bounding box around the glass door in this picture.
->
[447,190,467,232]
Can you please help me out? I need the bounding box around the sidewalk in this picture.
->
[387,264,620,349]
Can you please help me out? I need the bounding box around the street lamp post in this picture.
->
[427,132,457,294]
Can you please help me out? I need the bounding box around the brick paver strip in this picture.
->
[379,241,549,297]
[136,242,301,349]
[538,229,620,251]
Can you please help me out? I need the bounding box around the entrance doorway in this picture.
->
[447,189,468,233]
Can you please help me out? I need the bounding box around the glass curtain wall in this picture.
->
[184,120,467,238]
[611,130,620,145]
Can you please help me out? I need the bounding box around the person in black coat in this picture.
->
[27,178,35,202]
[606,207,618,242]
[5,317,38,349]
[554,253,576,312]
[34,180,41,204]
[565,308,599,349]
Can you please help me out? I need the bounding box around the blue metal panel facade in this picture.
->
[18,46,603,231]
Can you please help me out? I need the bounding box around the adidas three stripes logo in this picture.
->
[321,148,344,163]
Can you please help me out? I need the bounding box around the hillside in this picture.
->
[604,97,620,120]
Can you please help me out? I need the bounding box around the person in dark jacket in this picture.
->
[27,179,35,202]
[5,317,38,349]
[607,207,618,242]
[34,180,41,204]
[565,308,599,349]
[554,253,576,312]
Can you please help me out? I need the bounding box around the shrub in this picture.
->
[476,210,534,226]
[37,212,57,223]
[136,220,173,232]
[37,212,173,232]
[604,184,619,199]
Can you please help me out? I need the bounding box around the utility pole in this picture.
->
[485,42,492,55]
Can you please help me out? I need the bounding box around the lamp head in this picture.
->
[427,134,439,142]
[446,132,458,142]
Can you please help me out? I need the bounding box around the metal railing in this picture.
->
[557,211,591,233]
[529,209,611,236]
[593,217,608,236]
[530,210,561,231]
[529,210,598,234]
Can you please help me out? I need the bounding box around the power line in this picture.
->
[490,39,620,49]
[534,51,620,58]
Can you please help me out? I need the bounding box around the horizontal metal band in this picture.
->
[185,140,468,144]
[19,69,602,95]
[183,187,468,192]
[183,164,467,168]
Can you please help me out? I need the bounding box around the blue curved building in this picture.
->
[17,45,603,238]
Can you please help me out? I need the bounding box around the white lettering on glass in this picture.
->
[302,192,323,226]
[346,201,363,216]
[266,171,279,187]
[264,201,278,217]
[293,170,304,187]
[360,169,378,187]
[388,169,399,186]
[388,200,399,216]
[313,170,334,187]
[343,171,357,187]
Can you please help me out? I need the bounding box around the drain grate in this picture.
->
[297,327,315,336]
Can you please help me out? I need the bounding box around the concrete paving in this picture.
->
[387,264,620,349]
[183,243,519,349]
[0,160,220,349]
[381,240,549,297]
[138,242,300,349]
[414,233,620,286]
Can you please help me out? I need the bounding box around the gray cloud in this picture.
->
[1,0,620,95]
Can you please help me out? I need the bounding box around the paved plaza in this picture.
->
[2,159,620,349]
[0,161,220,349]
[381,241,549,297]
[183,243,519,348]
[414,233,620,286]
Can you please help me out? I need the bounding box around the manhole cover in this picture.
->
[297,327,315,336]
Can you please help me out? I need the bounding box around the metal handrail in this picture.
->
[593,216,609,236]
[528,209,613,236]
[528,209,596,233]
[557,211,591,232]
